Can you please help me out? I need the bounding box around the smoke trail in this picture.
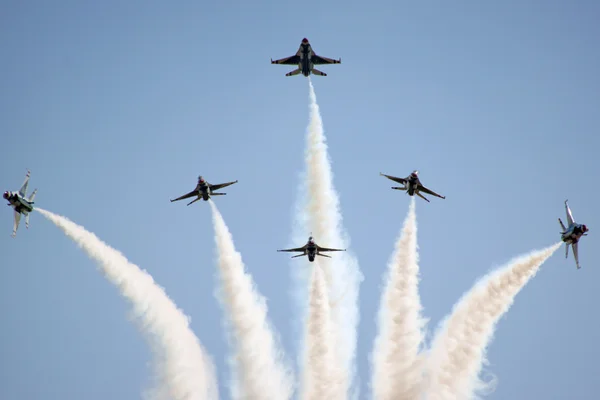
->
[209,201,294,400]
[301,263,344,400]
[425,242,562,400]
[292,78,362,396]
[36,208,218,400]
[371,198,426,400]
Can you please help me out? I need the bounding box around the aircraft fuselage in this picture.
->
[306,245,317,262]
[197,183,211,201]
[406,176,420,196]
[561,224,587,244]
[3,192,33,214]
[299,43,314,77]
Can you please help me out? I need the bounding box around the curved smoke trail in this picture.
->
[291,79,363,397]
[209,201,294,400]
[301,263,344,400]
[425,242,561,400]
[371,198,426,400]
[36,208,218,400]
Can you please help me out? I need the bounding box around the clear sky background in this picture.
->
[1,1,599,399]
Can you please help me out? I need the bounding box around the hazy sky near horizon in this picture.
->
[1,2,599,399]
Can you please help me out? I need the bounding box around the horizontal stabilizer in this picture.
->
[211,193,226,196]
[28,188,38,203]
[391,186,406,190]
[292,254,304,258]
[317,253,331,258]
[558,218,566,232]
[312,68,327,76]
[286,68,302,76]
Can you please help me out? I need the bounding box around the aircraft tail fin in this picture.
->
[286,68,302,76]
[28,188,38,203]
[311,68,327,76]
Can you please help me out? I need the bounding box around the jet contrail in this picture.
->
[371,198,427,400]
[425,242,562,400]
[301,263,345,400]
[292,78,362,396]
[209,201,294,400]
[36,208,218,400]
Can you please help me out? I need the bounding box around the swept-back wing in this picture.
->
[418,185,445,199]
[572,242,580,269]
[316,245,345,252]
[277,244,307,253]
[210,180,238,192]
[170,190,198,202]
[18,170,31,198]
[565,200,575,226]
[380,172,407,185]
[271,55,301,65]
[311,55,341,65]
[12,211,21,237]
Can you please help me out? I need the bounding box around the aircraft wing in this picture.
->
[271,55,301,65]
[311,55,341,65]
[18,170,31,198]
[565,200,575,226]
[380,173,407,185]
[210,180,238,191]
[572,242,580,269]
[277,244,307,253]
[418,185,446,199]
[11,211,21,237]
[316,245,345,252]
[170,190,198,202]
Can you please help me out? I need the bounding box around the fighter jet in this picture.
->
[558,200,589,269]
[271,38,341,77]
[4,169,38,237]
[170,176,238,206]
[380,170,446,202]
[278,235,345,262]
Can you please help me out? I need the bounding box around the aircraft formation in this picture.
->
[4,38,590,270]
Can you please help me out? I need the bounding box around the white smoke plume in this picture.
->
[371,197,427,400]
[209,201,295,400]
[301,263,344,400]
[36,208,218,400]
[425,242,562,400]
[290,78,363,397]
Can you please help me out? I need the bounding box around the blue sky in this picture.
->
[1,1,599,399]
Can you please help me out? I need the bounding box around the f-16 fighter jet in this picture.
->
[380,170,446,203]
[4,169,37,237]
[271,38,341,77]
[559,200,589,269]
[278,235,345,262]
[170,176,238,206]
